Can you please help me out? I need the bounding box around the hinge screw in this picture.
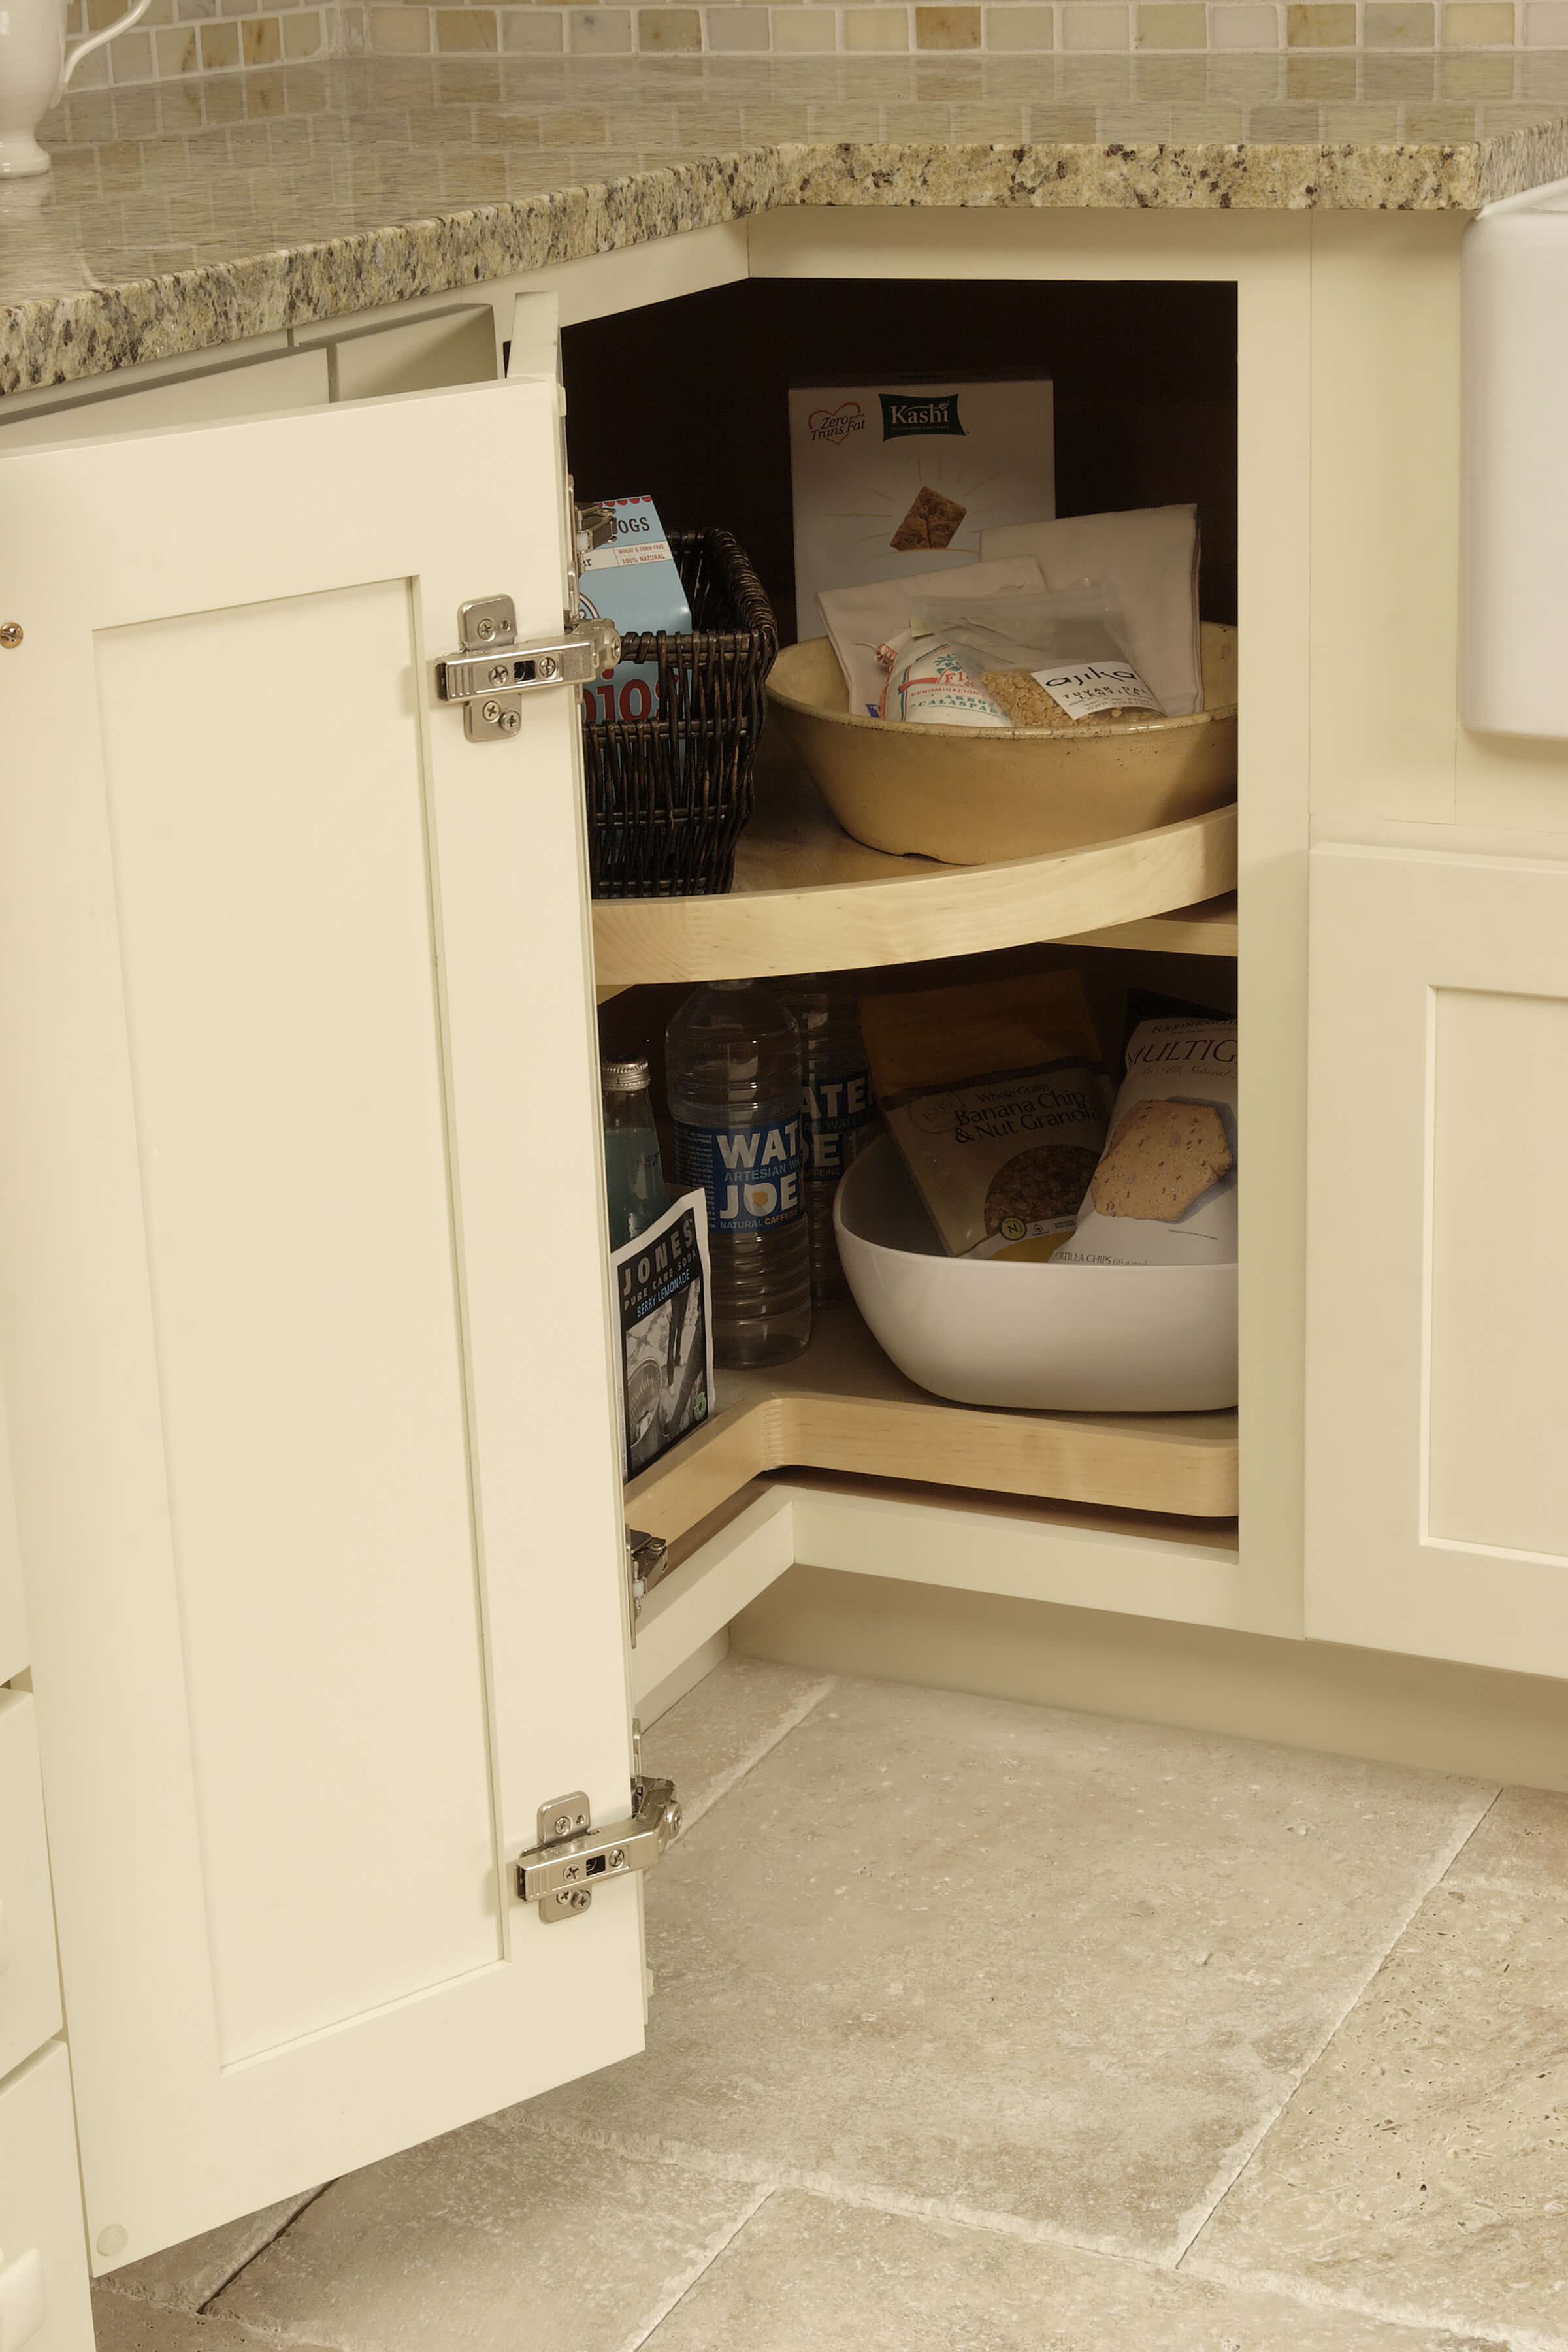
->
[499,708,521,734]
[538,655,558,681]
[568,1889,591,1911]
[608,1847,626,1870]
[551,1813,574,1837]
[482,700,502,725]
[475,616,497,642]
[487,663,509,685]
[0,623,20,649]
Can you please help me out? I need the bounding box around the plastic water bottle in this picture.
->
[777,975,876,1307]
[666,980,811,1368]
[602,1056,670,1249]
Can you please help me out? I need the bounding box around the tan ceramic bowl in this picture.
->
[767,623,1238,866]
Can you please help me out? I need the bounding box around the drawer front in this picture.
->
[0,1693,60,2080]
[0,2042,93,2352]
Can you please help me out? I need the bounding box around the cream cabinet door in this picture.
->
[1306,843,1568,1677]
[0,368,639,2267]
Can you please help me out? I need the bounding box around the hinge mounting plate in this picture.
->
[435,594,621,742]
[517,1776,681,1923]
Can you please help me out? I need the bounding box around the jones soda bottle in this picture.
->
[776,975,876,1307]
[666,979,811,1369]
[600,1055,670,1249]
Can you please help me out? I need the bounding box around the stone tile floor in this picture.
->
[95,1656,1568,2352]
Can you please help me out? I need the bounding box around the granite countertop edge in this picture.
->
[7,121,1568,400]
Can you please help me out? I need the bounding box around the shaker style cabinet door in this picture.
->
[1305,843,1568,1678]
[0,359,640,2268]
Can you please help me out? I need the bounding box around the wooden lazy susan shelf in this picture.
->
[626,1303,1239,1552]
[591,728,1237,991]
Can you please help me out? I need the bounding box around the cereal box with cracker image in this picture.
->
[1054,1017,1237,1266]
[789,378,1056,631]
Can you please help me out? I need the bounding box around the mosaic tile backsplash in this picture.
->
[61,0,1568,86]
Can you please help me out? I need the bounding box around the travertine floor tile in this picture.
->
[93,2287,333,2351]
[1188,1879,1568,2345]
[641,1654,834,1828]
[1446,1786,1568,1892]
[212,2110,762,2352]
[105,2189,323,2311]
[527,1678,1492,2261]
[641,2190,1492,2351]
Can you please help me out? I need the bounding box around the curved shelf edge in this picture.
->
[625,1308,1239,1548]
[592,803,1238,988]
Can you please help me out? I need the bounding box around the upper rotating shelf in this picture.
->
[590,731,1237,990]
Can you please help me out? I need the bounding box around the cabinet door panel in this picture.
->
[0,377,638,2266]
[1306,844,1568,1674]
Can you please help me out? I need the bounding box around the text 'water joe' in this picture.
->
[666,980,812,1369]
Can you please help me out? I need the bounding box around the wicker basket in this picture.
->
[581,529,778,900]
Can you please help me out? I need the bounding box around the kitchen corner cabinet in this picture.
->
[1,198,1566,2297]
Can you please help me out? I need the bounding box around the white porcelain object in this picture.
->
[834,1135,1237,1413]
[0,0,150,176]
[1461,176,1568,737]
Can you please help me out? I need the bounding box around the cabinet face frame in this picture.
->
[0,368,645,2268]
[747,206,1311,1639]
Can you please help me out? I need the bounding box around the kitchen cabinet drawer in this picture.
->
[0,1692,60,2081]
[0,348,329,451]
[0,2043,93,2352]
[295,304,500,400]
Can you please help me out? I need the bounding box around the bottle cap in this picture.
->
[602,1055,651,1092]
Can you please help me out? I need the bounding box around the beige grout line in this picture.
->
[656,1671,838,1833]
[1186,2248,1534,2351]
[193,2181,335,2314]
[629,2183,777,2350]
[516,2110,1173,2266]
[1166,1782,1507,2276]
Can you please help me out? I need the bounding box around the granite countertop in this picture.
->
[5,48,1568,397]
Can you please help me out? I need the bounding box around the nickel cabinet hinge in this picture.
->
[435,594,620,742]
[517,1774,681,1924]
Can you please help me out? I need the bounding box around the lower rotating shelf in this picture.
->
[625,1303,1239,1550]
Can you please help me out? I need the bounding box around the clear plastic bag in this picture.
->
[907,583,1165,726]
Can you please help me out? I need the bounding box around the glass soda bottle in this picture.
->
[602,1055,670,1249]
[776,974,876,1307]
[665,979,811,1368]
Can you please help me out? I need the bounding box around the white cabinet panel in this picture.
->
[0,375,639,2266]
[1426,985,1568,1559]
[1306,844,1568,1676]
[0,1693,59,2082]
[0,2045,94,2352]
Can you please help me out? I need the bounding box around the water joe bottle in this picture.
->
[777,975,875,1307]
[666,980,811,1368]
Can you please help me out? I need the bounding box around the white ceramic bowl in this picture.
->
[834,1135,1237,1413]
[767,624,1237,866]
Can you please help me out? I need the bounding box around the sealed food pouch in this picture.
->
[1054,1016,1236,1266]
[860,971,1109,1260]
[908,582,1164,728]
[877,632,1011,728]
